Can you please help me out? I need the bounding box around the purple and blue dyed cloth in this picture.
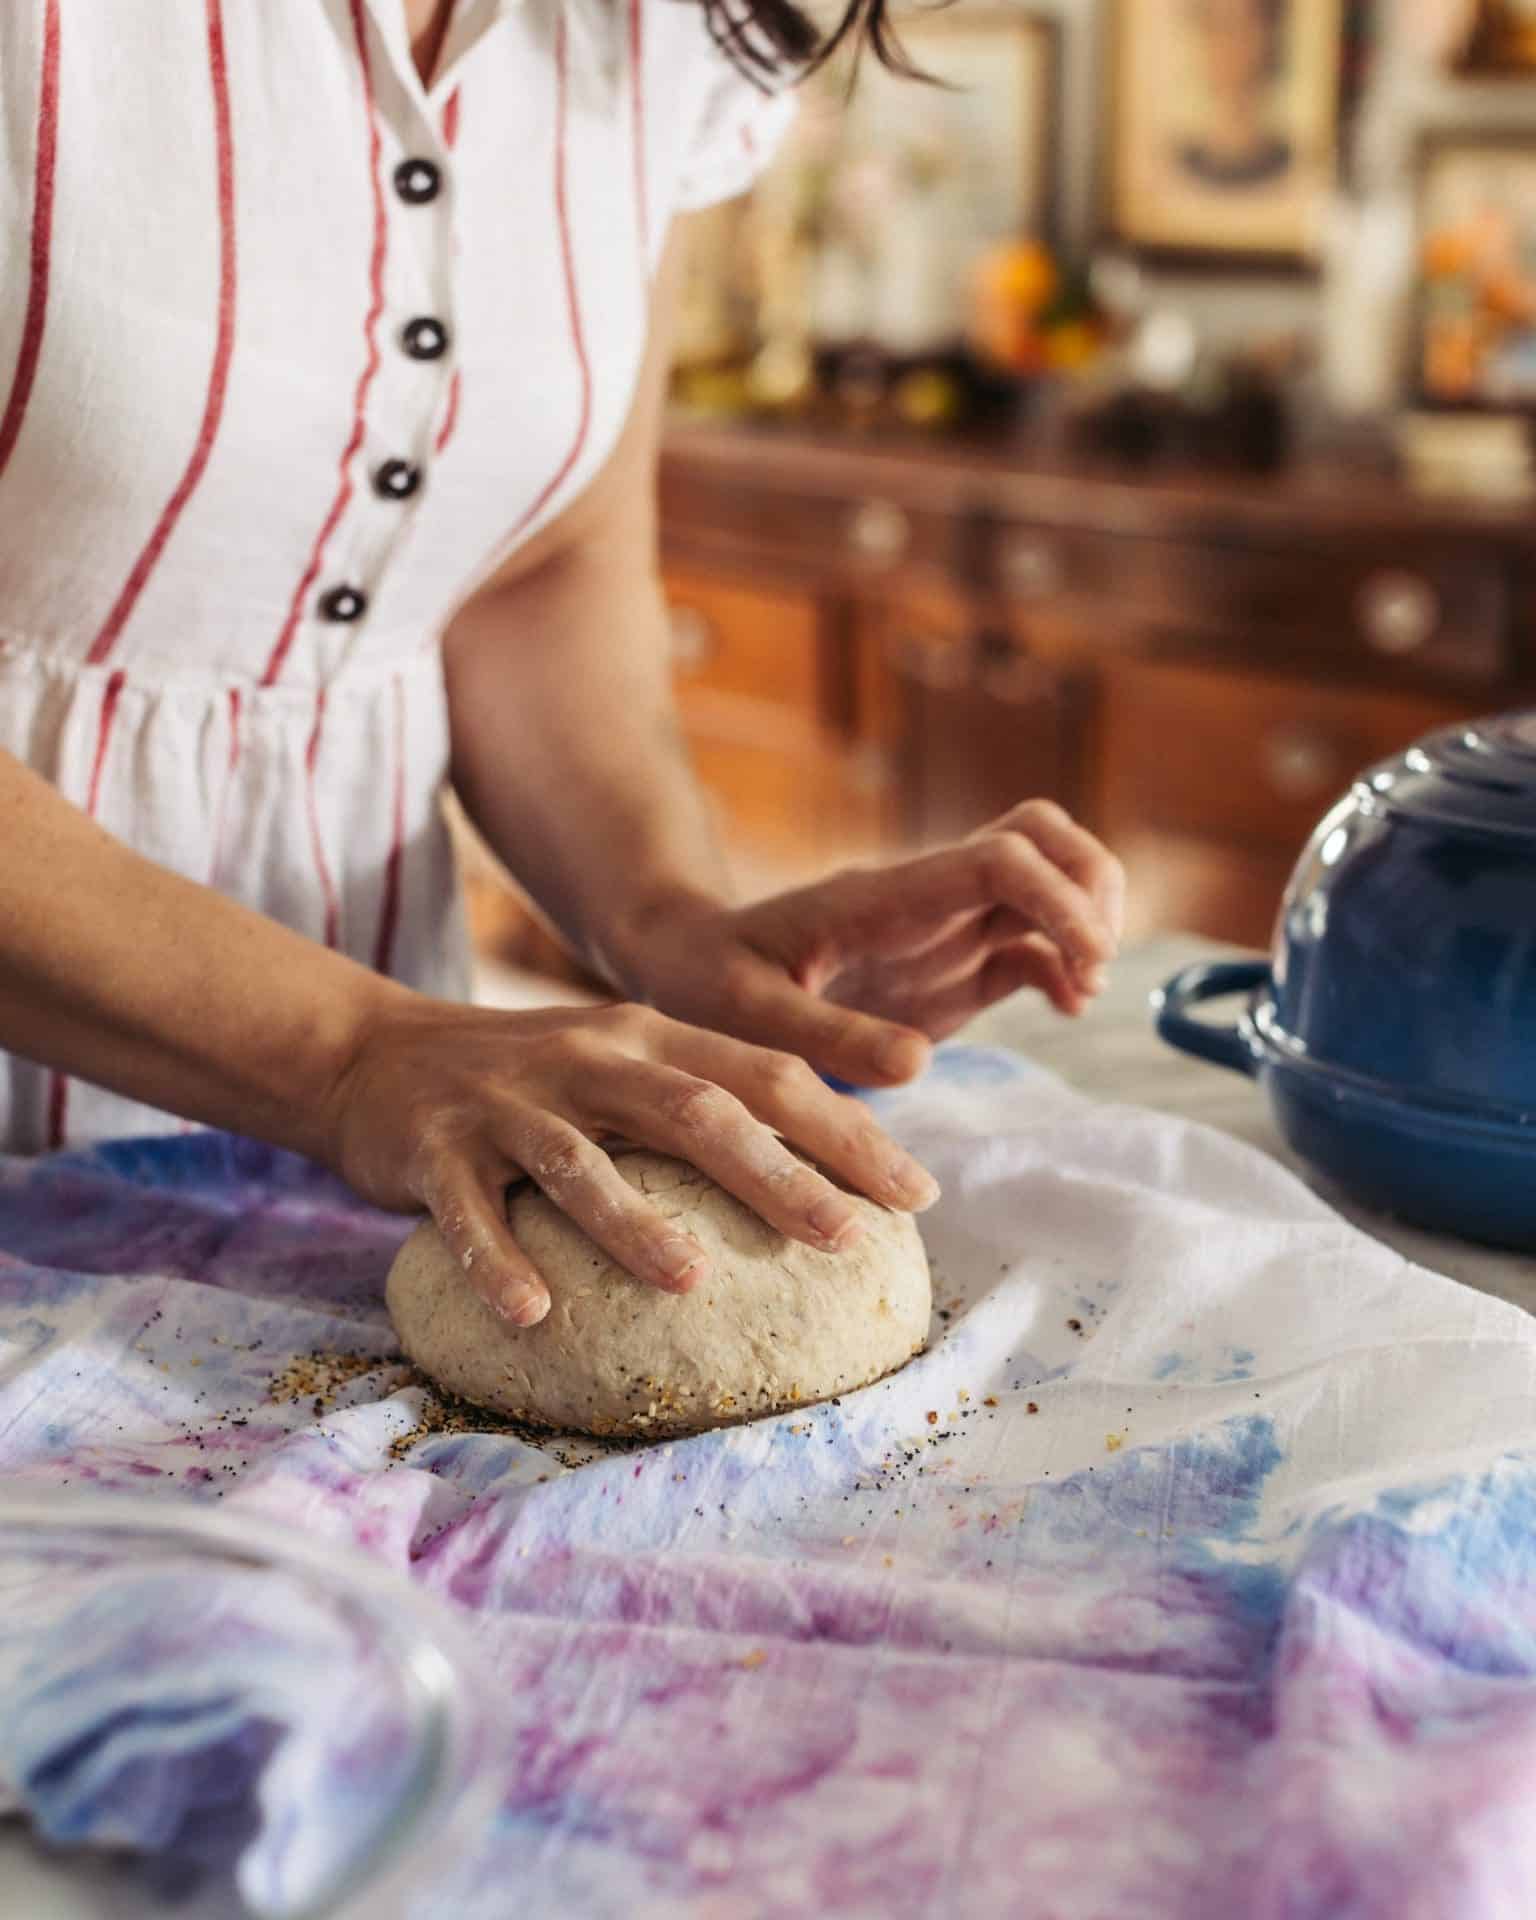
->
[3,1049,1536,1918]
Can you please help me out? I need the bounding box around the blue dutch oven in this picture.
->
[1155,711,1536,1253]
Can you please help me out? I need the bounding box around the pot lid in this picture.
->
[1361,710,1536,842]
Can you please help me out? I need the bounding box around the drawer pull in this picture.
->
[668,605,717,672]
[848,498,912,566]
[1356,571,1441,657]
[1001,534,1062,601]
[887,631,969,690]
[848,743,894,795]
[1261,728,1342,800]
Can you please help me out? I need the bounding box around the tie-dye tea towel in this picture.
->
[2,1048,1536,1920]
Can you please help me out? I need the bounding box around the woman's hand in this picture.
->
[610,801,1126,1089]
[323,998,939,1329]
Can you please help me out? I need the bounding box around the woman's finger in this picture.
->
[860,838,1112,986]
[416,1147,552,1327]
[660,1023,939,1212]
[586,1058,872,1251]
[906,936,1084,1038]
[979,800,1127,944]
[722,967,931,1088]
[822,906,1045,1019]
[829,837,1113,983]
[499,1110,712,1294]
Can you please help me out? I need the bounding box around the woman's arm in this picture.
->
[443,230,729,978]
[0,747,387,1156]
[444,226,1124,1083]
[0,747,935,1323]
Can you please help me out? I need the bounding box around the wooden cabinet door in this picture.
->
[876,602,1089,847]
[661,569,883,888]
[1099,657,1473,945]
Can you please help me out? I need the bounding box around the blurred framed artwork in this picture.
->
[748,10,1060,354]
[1417,134,1536,410]
[837,10,1059,243]
[1108,0,1343,266]
[1458,0,1536,73]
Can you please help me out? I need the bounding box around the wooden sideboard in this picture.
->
[658,419,1536,947]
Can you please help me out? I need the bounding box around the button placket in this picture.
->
[317,106,459,634]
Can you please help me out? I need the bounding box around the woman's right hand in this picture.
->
[322,996,941,1327]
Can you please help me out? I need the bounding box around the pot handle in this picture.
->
[1152,960,1270,1079]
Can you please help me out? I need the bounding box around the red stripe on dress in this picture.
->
[304,689,342,950]
[205,685,243,887]
[0,0,61,481]
[47,669,128,1149]
[434,369,461,454]
[260,0,388,688]
[86,0,238,666]
[500,20,590,549]
[433,88,462,449]
[372,673,408,975]
[628,0,649,267]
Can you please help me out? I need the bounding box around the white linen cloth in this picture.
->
[1,1047,1535,1916]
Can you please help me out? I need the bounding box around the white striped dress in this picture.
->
[0,0,793,1151]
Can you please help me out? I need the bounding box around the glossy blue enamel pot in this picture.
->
[1155,711,1536,1253]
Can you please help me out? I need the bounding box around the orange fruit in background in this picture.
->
[1043,320,1102,373]
[976,239,1060,313]
[1484,269,1536,325]
[1422,227,1478,281]
[970,239,1060,374]
[1424,319,1483,400]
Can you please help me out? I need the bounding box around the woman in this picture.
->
[0,0,1122,1329]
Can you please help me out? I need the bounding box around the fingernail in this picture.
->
[904,1170,942,1211]
[809,1199,862,1249]
[658,1238,708,1287]
[877,1032,925,1081]
[886,1158,940,1210]
[1082,965,1110,996]
[501,1288,549,1327]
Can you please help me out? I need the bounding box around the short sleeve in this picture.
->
[674,68,798,213]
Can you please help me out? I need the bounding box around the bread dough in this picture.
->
[386,1150,932,1439]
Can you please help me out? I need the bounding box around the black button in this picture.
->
[394,158,442,205]
[319,585,367,623]
[374,458,422,501]
[401,316,449,361]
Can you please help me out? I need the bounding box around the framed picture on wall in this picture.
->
[855,10,1060,243]
[1416,133,1536,410]
[1458,0,1536,73]
[1107,0,1343,267]
[753,10,1060,353]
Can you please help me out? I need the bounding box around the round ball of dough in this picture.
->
[386,1150,932,1439]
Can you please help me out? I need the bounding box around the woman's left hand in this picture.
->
[613,801,1125,1089]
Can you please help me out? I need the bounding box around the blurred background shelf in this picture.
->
[463,0,1536,984]
[653,417,1534,946]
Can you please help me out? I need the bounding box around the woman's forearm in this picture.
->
[444,547,734,982]
[442,224,729,985]
[0,748,403,1154]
